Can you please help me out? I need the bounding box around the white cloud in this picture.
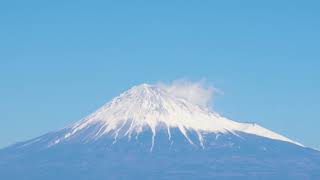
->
[156,79,218,109]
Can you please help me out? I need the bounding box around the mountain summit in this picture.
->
[1,83,319,180]
[50,83,300,149]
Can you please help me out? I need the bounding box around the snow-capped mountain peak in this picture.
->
[4,83,318,180]
[51,83,302,147]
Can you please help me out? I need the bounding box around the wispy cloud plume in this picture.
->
[156,79,218,109]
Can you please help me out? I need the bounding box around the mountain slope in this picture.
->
[0,83,319,180]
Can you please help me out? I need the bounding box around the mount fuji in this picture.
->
[1,84,319,180]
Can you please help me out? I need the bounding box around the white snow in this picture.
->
[57,83,303,147]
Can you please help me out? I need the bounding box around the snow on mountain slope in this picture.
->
[2,83,319,180]
[48,83,301,148]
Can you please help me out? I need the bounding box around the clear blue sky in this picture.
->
[1,1,319,149]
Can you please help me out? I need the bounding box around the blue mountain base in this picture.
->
[0,128,320,180]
